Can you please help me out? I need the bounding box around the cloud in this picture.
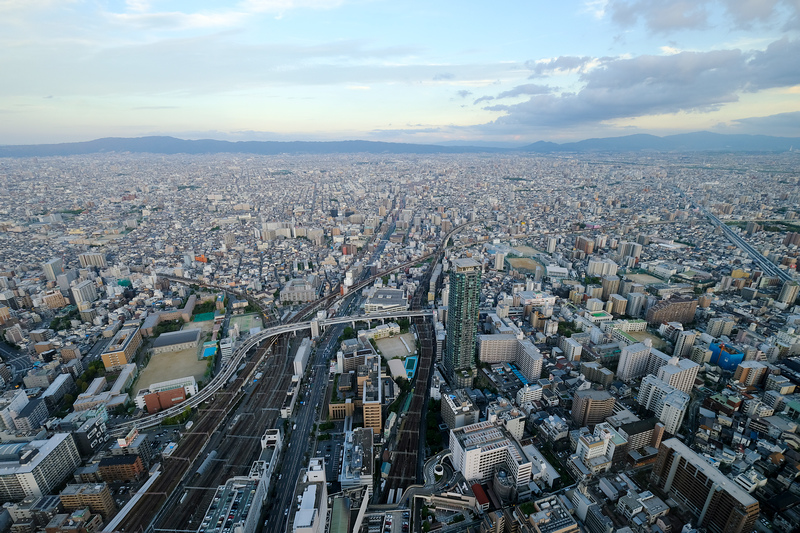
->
[242,0,345,13]
[495,84,551,99]
[473,95,494,104]
[526,56,595,78]
[479,39,800,131]
[607,0,799,33]
[456,90,472,98]
[107,11,248,30]
[718,111,800,136]
[433,72,456,81]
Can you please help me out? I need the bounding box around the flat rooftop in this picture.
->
[661,438,758,506]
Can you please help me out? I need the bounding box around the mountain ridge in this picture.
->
[0,131,797,157]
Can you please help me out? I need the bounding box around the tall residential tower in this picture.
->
[445,258,481,388]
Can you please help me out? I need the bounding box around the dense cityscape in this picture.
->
[0,149,799,533]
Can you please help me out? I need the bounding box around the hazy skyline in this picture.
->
[2,0,799,145]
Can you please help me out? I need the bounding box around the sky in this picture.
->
[1,0,800,145]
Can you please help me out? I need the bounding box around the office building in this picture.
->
[445,258,481,387]
[626,292,647,318]
[518,495,579,533]
[59,483,116,519]
[638,375,690,434]
[580,362,614,388]
[292,458,328,533]
[98,454,145,482]
[575,235,594,255]
[619,241,642,259]
[70,280,98,306]
[477,335,543,383]
[571,389,615,428]
[0,434,81,502]
[363,287,408,313]
[646,296,698,326]
[733,361,768,387]
[101,326,142,371]
[779,280,800,305]
[656,357,699,394]
[673,329,696,358]
[571,422,627,475]
[0,389,29,431]
[609,294,628,315]
[650,438,759,533]
[587,258,618,277]
[617,342,652,381]
[78,253,107,269]
[14,398,48,431]
[450,421,532,492]
[441,389,480,429]
[707,316,735,337]
[601,275,619,301]
[561,337,582,361]
[42,258,64,282]
[338,427,374,494]
[616,418,665,457]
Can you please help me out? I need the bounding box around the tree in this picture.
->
[63,393,75,405]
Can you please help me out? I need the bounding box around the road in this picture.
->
[0,343,32,377]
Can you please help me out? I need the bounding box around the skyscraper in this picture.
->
[445,258,481,387]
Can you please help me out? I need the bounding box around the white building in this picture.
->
[293,338,312,376]
[0,390,28,431]
[0,434,81,502]
[71,280,98,305]
[656,357,699,394]
[638,375,690,434]
[571,422,627,476]
[516,384,543,406]
[363,288,408,314]
[477,335,542,383]
[292,458,328,533]
[449,421,532,491]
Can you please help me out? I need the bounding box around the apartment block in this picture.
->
[650,438,759,533]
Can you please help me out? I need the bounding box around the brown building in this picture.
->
[733,361,767,387]
[43,291,69,310]
[35,342,55,354]
[100,327,142,371]
[60,344,82,362]
[98,454,145,482]
[328,400,355,420]
[575,235,595,255]
[571,389,615,428]
[59,483,116,519]
[616,418,664,456]
[651,438,759,533]
[143,388,186,413]
[646,296,698,326]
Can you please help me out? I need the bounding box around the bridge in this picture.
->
[110,310,431,435]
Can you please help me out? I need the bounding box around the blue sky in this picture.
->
[1,0,799,144]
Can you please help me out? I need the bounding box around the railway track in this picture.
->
[118,336,287,533]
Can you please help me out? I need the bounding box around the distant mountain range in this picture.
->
[0,131,797,157]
